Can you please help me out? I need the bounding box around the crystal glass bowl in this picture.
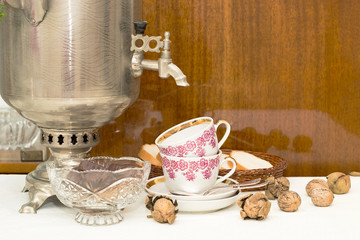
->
[0,107,40,150]
[47,157,151,225]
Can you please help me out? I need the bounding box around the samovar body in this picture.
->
[0,0,141,130]
[0,0,187,213]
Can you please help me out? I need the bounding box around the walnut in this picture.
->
[146,195,178,224]
[327,172,351,194]
[305,179,328,196]
[306,179,334,207]
[277,191,301,212]
[310,187,334,207]
[349,171,360,176]
[237,192,271,220]
[265,176,290,200]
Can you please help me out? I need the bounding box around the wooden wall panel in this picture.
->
[91,0,360,176]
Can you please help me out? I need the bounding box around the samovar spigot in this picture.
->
[131,20,189,86]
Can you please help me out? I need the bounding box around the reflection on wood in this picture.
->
[0,161,39,173]
[91,0,360,176]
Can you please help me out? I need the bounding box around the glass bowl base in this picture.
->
[75,210,123,226]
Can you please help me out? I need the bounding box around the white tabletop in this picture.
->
[0,175,359,240]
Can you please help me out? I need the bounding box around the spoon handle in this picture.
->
[231,178,261,187]
[233,181,268,190]
[203,181,268,195]
[209,178,261,190]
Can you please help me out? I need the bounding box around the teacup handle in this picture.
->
[215,120,231,148]
[215,157,236,185]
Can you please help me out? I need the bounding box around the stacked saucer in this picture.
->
[146,176,242,212]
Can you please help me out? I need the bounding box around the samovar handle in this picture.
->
[4,0,47,26]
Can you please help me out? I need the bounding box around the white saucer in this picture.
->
[175,192,241,212]
[146,176,238,201]
[145,176,242,212]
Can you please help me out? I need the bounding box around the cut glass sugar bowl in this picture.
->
[0,97,40,150]
[47,156,151,226]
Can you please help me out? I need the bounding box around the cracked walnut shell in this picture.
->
[146,195,178,224]
[237,192,271,220]
[265,176,290,200]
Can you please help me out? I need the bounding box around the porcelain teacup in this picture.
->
[160,150,236,195]
[155,117,231,157]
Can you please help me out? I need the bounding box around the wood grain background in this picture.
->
[90,0,360,176]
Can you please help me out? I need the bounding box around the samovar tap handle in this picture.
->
[131,20,189,87]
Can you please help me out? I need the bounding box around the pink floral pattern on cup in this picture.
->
[162,155,220,181]
[161,150,236,194]
[158,126,216,157]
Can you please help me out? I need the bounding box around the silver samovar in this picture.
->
[0,0,188,213]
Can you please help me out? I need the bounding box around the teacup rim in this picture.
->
[155,116,214,146]
[160,150,223,161]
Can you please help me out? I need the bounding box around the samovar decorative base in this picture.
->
[19,129,100,213]
[20,162,54,213]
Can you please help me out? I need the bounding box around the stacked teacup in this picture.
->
[155,117,236,195]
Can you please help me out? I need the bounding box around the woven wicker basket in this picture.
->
[149,150,288,190]
[219,150,288,190]
[149,165,164,179]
